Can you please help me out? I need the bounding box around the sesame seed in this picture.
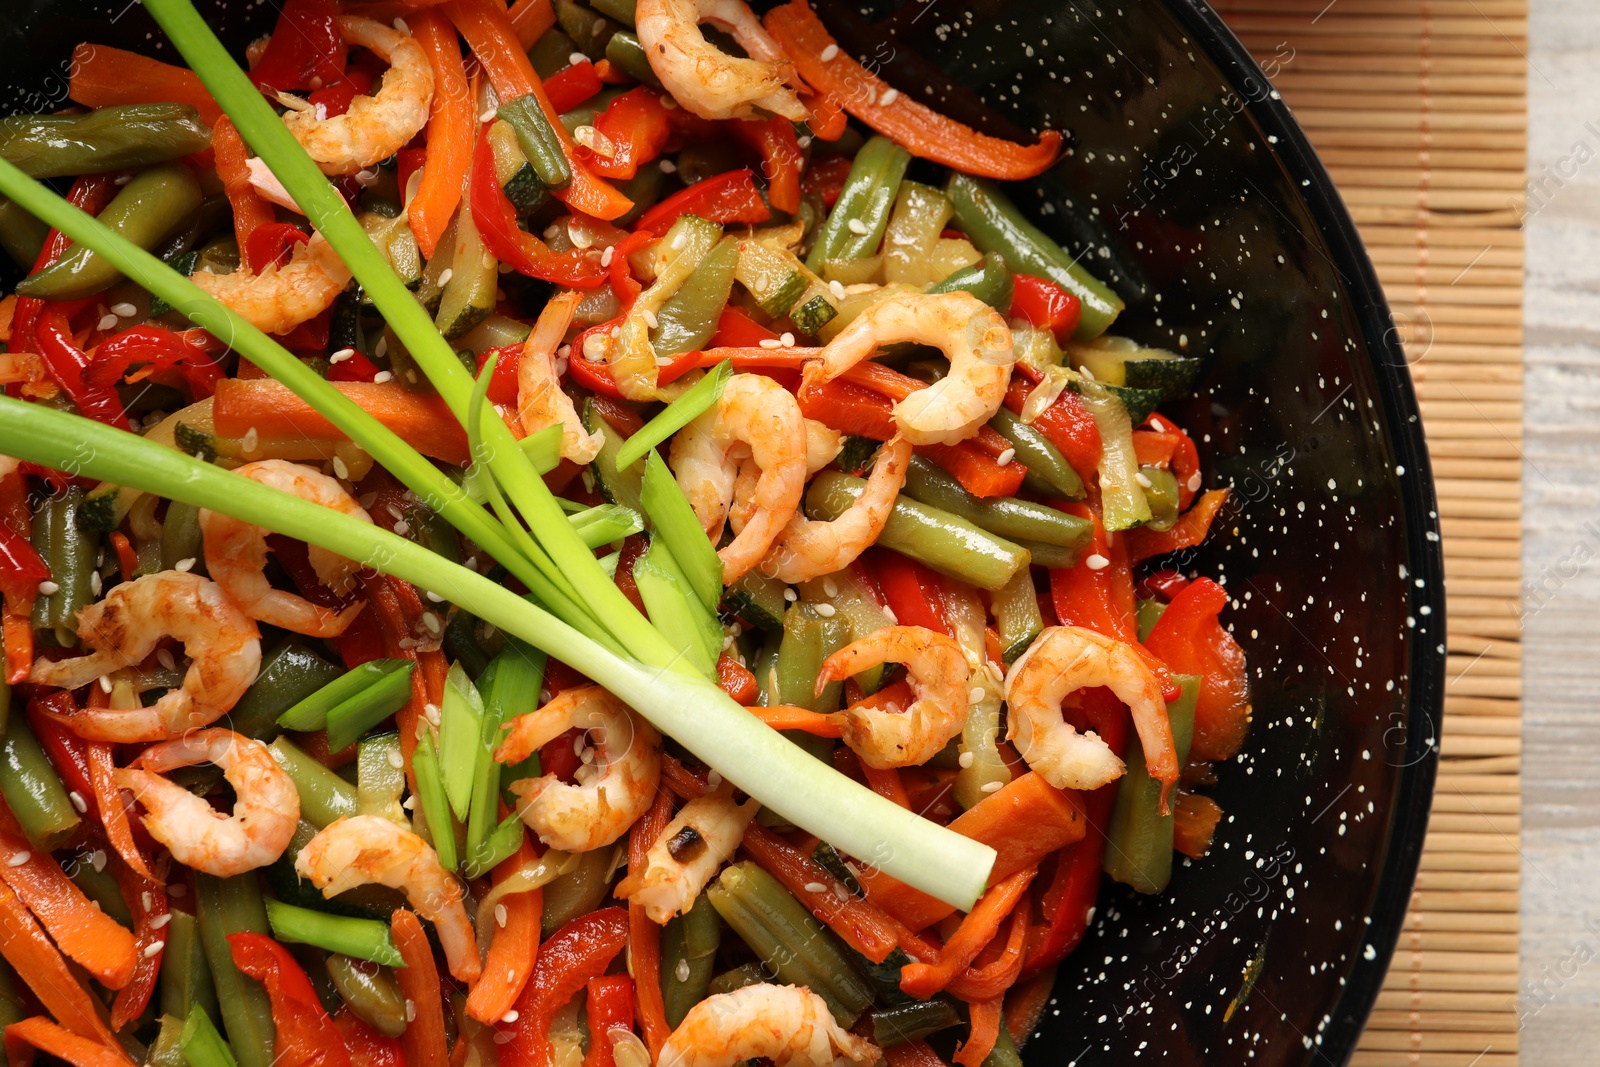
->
[242,427,259,452]
[758,337,783,349]
[828,279,846,299]
[479,107,497,123]
[143,941,165,958]
[68,791,87,813]
[968,686,986,705]
[403,796,417,810]
[1148,418,1167,433]
[7,853,27,867]
[674,959,691,983]
[641,308,658,329]
[111,303,137,318]
[980,780,1004,793]
[151,913,171,929]
[37,580,59,596]
[89,571,102,596]
[142,892,152,910]
[166,882,185,896]
[91,851,107,872]
[820,44,840,61]
[1079,365,1096,381]
[421,612,442,635]
[394,17,410,34]
[374,371,394,384]
[97,314,119,332]
[814,603,836,617]
[1134,471,1153,488]
[846,218,869,236]
[659,158,677,173]
[374,336,389,360]
[601,246,614,267]
[98,675,113,693]
[388,748,405,768]
[958,751,975,768]
[1084,554,1110,571]
[782,587,798,602]
[569,52,587,67]
[501,1009,520,1023]
[670,229,687,250]
[405,1000,417,1023]
[1188,472,1203,491]
[879,88,900,106]
[175,557,196,572]
[995,448,1015,466]
[495,904,508,928]
[330,348,356,363]
[426,590,445,603]
[332,456,350,480]
[438,268,454,286]
[822,578,838,597]
[493,1033,514,1045]
[804,882,828,894]
[780,332,795,347]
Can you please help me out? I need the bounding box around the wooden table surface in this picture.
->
[1522,0,1600,1061]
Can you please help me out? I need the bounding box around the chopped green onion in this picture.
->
[615,360,731,469]
[632,535,721,678]
[179,1007,239,1067]
[437,662,485,821]
[324,667,417,753]
[469,639,544,861]
[464,814,525,879]
[410,732,458,872]
[264,899,404,968]
[568,503,645,549]
[640,451,723,613]
[521,424,564,475]
[277,660,412,732]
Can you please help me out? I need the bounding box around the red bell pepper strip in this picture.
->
[326,347,381,383]
[1002,377,1100,483]
[67,43,222,126]
[248,0,345,94]
[476,344,524,406]
[0,526,47,609]
[10,175,114,358]
[873,551,953,637]
[627,789,673,1058]
[1134,413,1201,509]
[546,61,605,116]
[581,976,636,1067]
[332,1008,404,1067]
[582,89,673,180]
[715,654,759,705]
[1173,793,1223,859]
[470,125,608,288]
[1124,488,1228,566]
[109,856,167,1029]
[0,472,38,685]
[35,309,126,428]
[307,66,375,120]
[1136,568,1191,602]
[801,154,852,208]
[391,910,448,1067]
[1143,576,1250,762]
[245,222,311,273]
[1022,785,1114,978]
[1049,505,1136,644]
[566,329,699,399]
[212,117,278,275]
[763,1,1062,180]
[1008,274,1082,342]
[632,169,772,236]
[445,0,634,221]
[496,908,630,1067]
[83,325,226,398]
[710,305,780,348]
[730,117,802,213]
[230,933,352,1067]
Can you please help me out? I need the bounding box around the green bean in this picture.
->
[590,0,637,25]
[706,962,767,997]
[870,999,962,1046]
[652,236,739,356]
[31,486,98,644]
[541,847,616,938]
[1141,465,1181,531]
[17,162,202,300]
[69,857,133,928]
[614,165,664,229]
[604,31,659,87]
[558,88,627,137]
[159,499,206,572]
[805,472,1029,592]
[0,105,211,178]
[555,0,621,56]
[326,665,418,754]
[1103,675,1199,894]
[705,862,873,1026]
[0,716,79,850]
[926,251,1013,311]
[357,733,407,822]
[148,1014,187,1067]
[265,899,404,968]
[194,873,272,1067]
[981,1020,1023,1067]
[180,1006,240,1067]
[269,737,358,829]
[263,819,402,919]
[160,909,219,1026]
[497,96,571,190]
[411,732,459,871]
[794,568,895,694]
[774,603,847,761]
[325,954,408,1038]
[277,659,415,733]
[945,173,1123,339]
[1008,538,1083,570]
[530,27,580,77]
[807,137,910,271]
[900,455,1091,550]
[0,196,46,269]
[660,891,720,1027]
[987,408,1085,501]
[229,640,346,741]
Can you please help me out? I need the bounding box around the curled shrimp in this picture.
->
[817,625,970,769]
[190,232,353,336]
[281,17,434,175]
[636,0,807,122]
[495,686,662,853]
[728,420,841,538]
[517,291,603,464]
[30,571,261,742]
[199,460,373,638]
[116,729,298,877]
[807,291,1016,446]
[1004,625,1178,802]
[622,787,758,924]
[758,436,911,584]
[669,374,806,583]
[296,814,480,983]
[660,984,880,1067]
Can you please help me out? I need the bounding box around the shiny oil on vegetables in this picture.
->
[0,1,1251,1066]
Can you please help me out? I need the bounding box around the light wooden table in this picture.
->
[1522,0,1600,1061]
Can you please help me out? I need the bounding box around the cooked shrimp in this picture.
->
[199,460,373,638]
[636,0,807,122]
[804,419,843,474]
[281,17,434,175]
[659,984,880,1067]
[758,436,911,584]
[517,291,603,464]
[622,787,758,924]
[191,232,353,336]
[731,420,841,536]
[30,571,260,742]
[807,291,1016,446]
[816,624,969,769]
[1005,625,1178,802]
[496,686,662,853]
[296,814,480,983]
[116,729,298,877]
[671,374,806,583]
[671,408,741,539]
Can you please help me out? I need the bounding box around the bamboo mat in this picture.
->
[1208,2,1526,1064]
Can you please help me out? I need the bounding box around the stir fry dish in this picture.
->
[0,1,1253,1066]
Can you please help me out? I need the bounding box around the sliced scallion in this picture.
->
[263,899,405,968]
[640,451,723,614]
[614,360,731,469]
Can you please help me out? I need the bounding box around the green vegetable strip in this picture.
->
[268,737,357,829]
[988,407,1085,501]
[615,361,731,469]
[356,733,407,822]
[497,95,572,189]
[1103,675,1199,894]
[324,667,417,754]
[229,641,344,743]
[149,1014,187,1067]
[0,156,615,655]
[437,662,485,821]
[475,639,546,828]
[264,900,405,968]
[567,503,645,550]
[0,399,996,908]
[640,452,723,613]
[141,0,670,666]
[0,716,80,850]
[807,136,911,270]
[179,1008,240,1067]
[520,424,564,475]
[277,659,413,732]
[660,892,721,1027]
[463,814,525,878]
[192,873,271,1067]
[410,733,459,871]
[158,909,219,1025]
[632,535,721,678]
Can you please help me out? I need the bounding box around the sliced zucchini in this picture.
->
[359,212,423,290]
[1105,384,1163,424]
[1075,379,1151,533]
[583,398,644,513]
[77,484,127,533]
[795,569,895,693]
[434,206,497,340]
[723,570,787,632]
[459,313,533,357]
[734,240,809,318]
[882,181,954,287]
[148,249,198,317]
[173,422,216,462]
[790,290,838,335]
[1140,465,1180,531]
[991,567,1044,664]
[487,119,550,217]
[1070,336,1203,397]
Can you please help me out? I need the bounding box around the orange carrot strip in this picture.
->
[2,613,31,687]
[408,10,475,260]
[628,788,674,1058]
[107,533,137,583]
[443,0,633,220]
[465,826,542,1024]
[392,909,449,1067]
[211,379,470,465]
[946,906,1028,1001]
[0,830,137,990]
[861,765,910,809]
[507,0,556,48]
[3,1017,135,1067]
[953,996,1003,1067]
[67,43,222,125]
[764,1,1061,180]
[898,868,1035,999]
[745,704,843,738]
[0,880,119,1046]
[86,742,157,884]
